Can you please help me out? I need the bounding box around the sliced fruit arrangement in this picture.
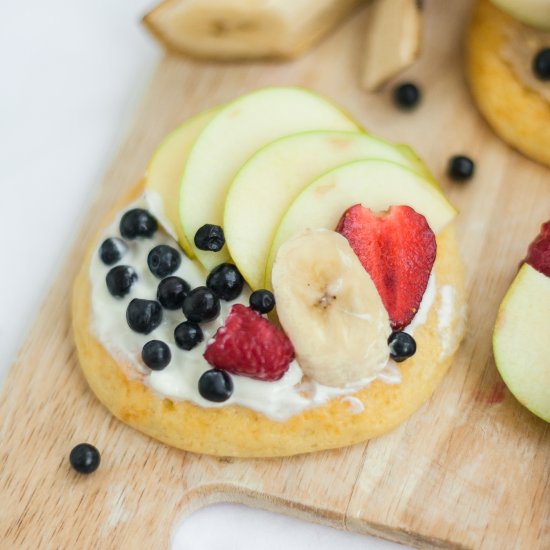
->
[272,229,391,387]
[266,159,456,288]
[178,87,360,271]
[135,87,458,392]
[336,204,436,330]
[143,0,363,61]
[493,221,550,422]
[224,130,437,290]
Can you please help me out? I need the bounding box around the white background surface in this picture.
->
[0,2,410,549]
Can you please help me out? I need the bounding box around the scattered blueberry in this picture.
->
[448,155,475,181]
[388,332,417,362]
[198,369,233,402]
[174,321,203,351]
[249,289,275,314]
[194,224,225,252]
[183,287,220,323]
[69,443,100,474]
[99,237,127,265]
[105,265,137,298]
[206,263,244,301]
[147,245,181,278]
[157,276,190,310]
[119,209,157,239]
[533,48,550,80]
[126,298,163,334]
[393,83,421,110]
[142,340,171,370]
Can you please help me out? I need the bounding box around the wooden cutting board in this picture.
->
[1,1,549,548]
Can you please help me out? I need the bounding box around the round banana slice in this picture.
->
[272,229,391,387]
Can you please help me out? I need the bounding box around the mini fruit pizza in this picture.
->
[467,0,550,167]
[72,87,467,457]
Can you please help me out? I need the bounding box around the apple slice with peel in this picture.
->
[144,107,219,257]
[493,265,550,422]
[265,159,457,287]
[224,130,436,290]
[179,87,359,271]
[493,219,550,422]
[491,0,550,31]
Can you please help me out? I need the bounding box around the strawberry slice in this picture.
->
[336,204,436,330]
[525,220,550,277]
[204,304,295,381]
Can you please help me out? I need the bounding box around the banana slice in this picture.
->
[143,0,363,61]
[272,229,391,387]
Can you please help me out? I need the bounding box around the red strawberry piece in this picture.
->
[204,304,295,381]
[525,220,550,277]
[336,204,437,330]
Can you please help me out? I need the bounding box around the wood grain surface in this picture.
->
[1,1,549,548]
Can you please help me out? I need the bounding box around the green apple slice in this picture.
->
[493,264,550,422]
[224,130,434,290]
[144,107,219,257]
[266,159,457,287]
[491,0,550,31]
[179,87,359,271]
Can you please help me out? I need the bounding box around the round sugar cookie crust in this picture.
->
[466,0,550,168]
[72,182,466,458]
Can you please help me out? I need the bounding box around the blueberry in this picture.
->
[388,332,417,362]
[393,83,421,110]
[182,287,220,323]
[533,48,550,80]
[106,265,137,298]
[206,263,244,301]
[249,289,275,314]
[198,369,233,402]
[147,245,181,278]
[119,208,157,239]
[174,321,203,351]
[141,340,171,370]
[194,224,225,252]
[157,276,190,309]
[126,299,163,334]
[69,443,100,474]
[99,237,127,265]
[448,155,475,181]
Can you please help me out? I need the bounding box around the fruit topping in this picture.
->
[69,443,100,474]
[337,204,436,330]
[126,298,163,334]
[524,220,550,277]
[533,48,550,81]
[99,237,127,265]
[182,287,221,323]
[448,155,475,181]
[393,82,421,110]
[271,230,390,387]
[388,331,417,362]
[106,265,137,298]
[249,289,275,314]
[206,263,244,301]
[147,244,181,278]
[142,340,172,370]
[204,304,294,381]
[174,321,204,351]
[120,208,158,239]
[198,369,234,403]
[194,224,225,252]
[157,276,190,309]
